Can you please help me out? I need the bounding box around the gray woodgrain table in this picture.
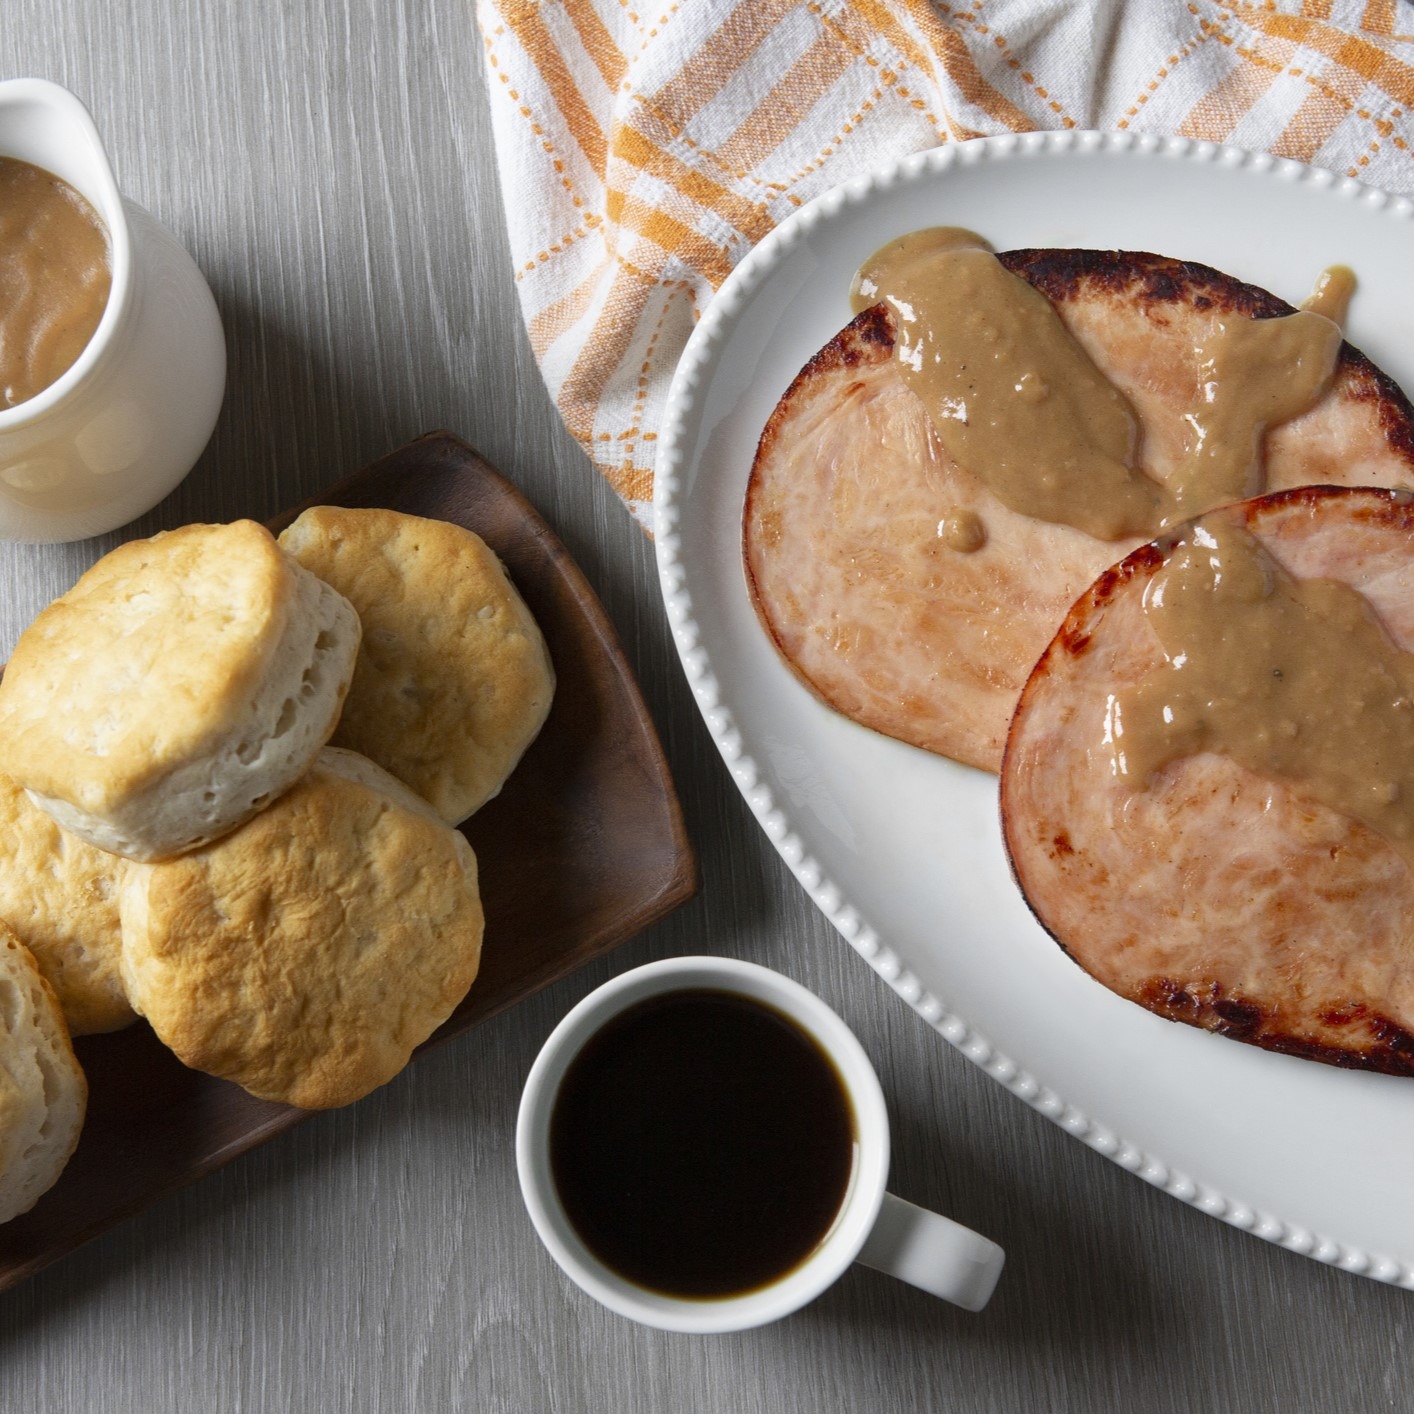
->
[0,4,1407,1411]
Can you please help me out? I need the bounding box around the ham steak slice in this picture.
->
[743,251,1414,773]
[1002,486,1414,1076]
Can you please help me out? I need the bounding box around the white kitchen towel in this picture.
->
[476,0,1414,527]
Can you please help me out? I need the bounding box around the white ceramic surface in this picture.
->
[516,957,1004,1332]
[654,131,1414,1288]
[0,78,225,542]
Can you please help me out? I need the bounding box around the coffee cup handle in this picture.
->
[856,1191,1005,1311]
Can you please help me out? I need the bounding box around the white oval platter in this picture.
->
[654,130,1414,1287]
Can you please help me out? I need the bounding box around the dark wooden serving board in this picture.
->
[0,432,697,1292]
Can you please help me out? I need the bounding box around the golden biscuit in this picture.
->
[119,747,485,1109]
[0,773,133,1035]
[0,521,361,861]
[280,506,553,823]
[0,923,87,1223]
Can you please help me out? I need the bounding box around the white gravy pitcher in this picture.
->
[0,78,225,542]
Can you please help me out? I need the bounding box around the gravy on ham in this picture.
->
[853,229,1347,539]
[851,228,1158,540]
[1112,514,1414,860]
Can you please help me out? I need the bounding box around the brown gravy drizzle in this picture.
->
[939,508,987,553]
[1165,307,1343,524]
[0,156,111,409]
[851,228,1347,543]
[1302,264,1356,324]
[851,227,1159,541]
[1111,515,1414,859]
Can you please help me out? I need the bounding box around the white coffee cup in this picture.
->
[517,956,1005,1333]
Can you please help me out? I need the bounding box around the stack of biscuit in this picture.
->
[0,509,553,1223]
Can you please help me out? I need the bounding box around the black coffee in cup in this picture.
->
[548,988,855,1298]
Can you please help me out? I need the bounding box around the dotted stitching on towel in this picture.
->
[515,221,597,279]
[618,286,679,473]
[808,3,950,144]
[484,27,594,216]
[1227,44,1414,179]
[937,0,1079,127]
[1117,10,1211,128]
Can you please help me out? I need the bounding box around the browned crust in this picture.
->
[998,248,1292,318]
[1135,977,1414,1076]
[999,248,1414,462]
[1050,542,1164,662]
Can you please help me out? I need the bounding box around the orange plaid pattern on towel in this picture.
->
[476,0,1414,527]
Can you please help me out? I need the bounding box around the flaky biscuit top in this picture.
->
[279,505,554,823]
[119,747,485,1110]
[0,521,293,812]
